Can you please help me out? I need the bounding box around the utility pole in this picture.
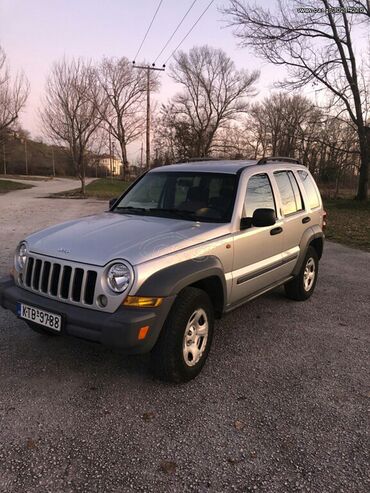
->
[2,142,6,175]
[112,141,116,178]
[24,138,28,175]
[51,147,56,177]
[108,132,113,182]
[132,63,165,170]
[140,142,143,169]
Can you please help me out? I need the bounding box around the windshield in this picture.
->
[113,171,237,223]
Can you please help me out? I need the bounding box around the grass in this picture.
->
[51,178,131,199]
[0,179,34,193]
[323,198,370,252]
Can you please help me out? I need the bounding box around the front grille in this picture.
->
[24,256,98,306]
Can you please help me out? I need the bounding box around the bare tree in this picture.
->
[353,0,370,17]
[0,45,29,139]
[169,45,259,157]
[41,58,101,194]
[211,123,254,158]
[247,93,320,157]
[94,57,158,179]
[153,103,199,163]
[224,0,370,200]
[245,92,360,192]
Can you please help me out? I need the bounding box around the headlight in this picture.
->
[15,242,28,272]
[106,263,131,293]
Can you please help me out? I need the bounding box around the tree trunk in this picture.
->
[334,168,342,199]
[356,127,369,200]
[119,141,128,181]
[80,176,85,196]
[79,158,86,197]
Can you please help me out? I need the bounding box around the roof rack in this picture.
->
[257,156,301,165]
[183,157,223,163]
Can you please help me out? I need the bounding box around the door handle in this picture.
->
[302,216,311,224]
[270,227,283,235]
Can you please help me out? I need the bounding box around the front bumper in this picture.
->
[0,277,175,353]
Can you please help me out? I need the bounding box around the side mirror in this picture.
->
[240,217,253,230]
[252,208,276,227]
[109,197,118,209]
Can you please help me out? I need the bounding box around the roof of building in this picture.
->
[99,154,121,160]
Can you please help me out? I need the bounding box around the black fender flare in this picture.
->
[292,226,324,276]
[136,256,227,303]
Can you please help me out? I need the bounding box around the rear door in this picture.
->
[230,172,285,304]
[296,169,323,228]
[272,169,308,270]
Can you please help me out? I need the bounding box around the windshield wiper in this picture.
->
[115,206,199,220]
[114,206,149,214]
[148,208,197,219]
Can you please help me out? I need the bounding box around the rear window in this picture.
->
[274,171,303,215]
[297,170,320,209]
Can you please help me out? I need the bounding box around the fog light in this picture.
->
[97,295,108,308]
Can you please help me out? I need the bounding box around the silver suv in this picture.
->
[0,157,325,382]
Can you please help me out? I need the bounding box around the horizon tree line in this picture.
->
[0,0,369,199]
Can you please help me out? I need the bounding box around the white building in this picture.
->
[98,154,121,176]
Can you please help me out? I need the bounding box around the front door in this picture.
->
[230,173,284,305]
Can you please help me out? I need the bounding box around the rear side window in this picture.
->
[244,174,275,218]
[297,170,320,209]
[274,171,303,215]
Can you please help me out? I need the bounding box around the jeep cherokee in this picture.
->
[0,157,325,382]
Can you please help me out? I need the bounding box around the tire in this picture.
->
[27,322,58,336]
[151,287,214,383]
[285,246,319,301]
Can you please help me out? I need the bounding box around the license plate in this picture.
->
[16,302,62,332]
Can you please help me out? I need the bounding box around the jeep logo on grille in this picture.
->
[57,248,71,254]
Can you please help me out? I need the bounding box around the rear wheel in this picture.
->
[151,287,214,383]
[285,246,319,301]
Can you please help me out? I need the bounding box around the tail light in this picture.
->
[322,210,327,230]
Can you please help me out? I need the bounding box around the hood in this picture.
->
[26,212,230,266]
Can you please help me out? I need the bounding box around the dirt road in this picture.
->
[0,177,103,276]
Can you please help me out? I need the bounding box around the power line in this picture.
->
[133,0,164,62]
[153,0,199,65]
[163,0,215,66]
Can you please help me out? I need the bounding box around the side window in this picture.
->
[274,171,303,215]
[297,170,320,209]
[244,174,275,218]
[288,172,303,211]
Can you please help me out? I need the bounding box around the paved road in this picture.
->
[0,186,369,492]
[0,177,100,277]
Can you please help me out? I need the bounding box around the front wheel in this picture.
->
[151,287,214,383]
[285,246,319,301]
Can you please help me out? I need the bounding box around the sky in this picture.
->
[0,0,367,161]
[0,0,287,159]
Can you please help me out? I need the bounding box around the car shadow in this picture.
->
[7,286,290,386]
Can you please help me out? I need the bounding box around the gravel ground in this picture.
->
[0,181,369,492]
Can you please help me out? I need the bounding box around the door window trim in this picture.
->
[273,170,305,217]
